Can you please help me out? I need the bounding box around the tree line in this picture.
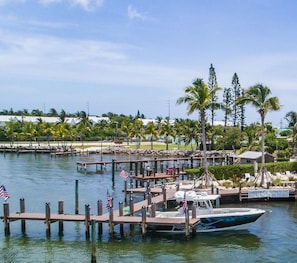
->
[0,64,296,164]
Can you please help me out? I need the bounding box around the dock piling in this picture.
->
[97,200,103,236]
[20,198,26,234]
[185,207,190,239]
[124,180,128,203]
[119,202,124,235]
[58,200,64,236]
[151,203,156,217]
[45,202,51,238]
[129,192,134,216]
[141,206,147,237]
[191,204,197,236]
[85,204,90,239]
[109,207,114,234]
[75,180,79,214]
[91,219,96,263]
[4,203,10,236]
[162,185,167,209]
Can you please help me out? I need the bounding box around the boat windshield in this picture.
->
[195,199,213,210]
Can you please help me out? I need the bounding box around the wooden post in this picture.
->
[97,200,103,236]
[124,179,128,203]
[162,185,167,209]
[151,203,156,217]
[111,159,115,183]
[191,204,197,236]
[154,158,157,174]
[145,180,150,200]
[75,179,79,214]
[3,203,10,236]
[129,192,134,216]
[119,202,124,235]
[192,204,197,219]
[109,207,114,234]
[147,192,152,206]
[91,219,96,263]
[185,207,190,239]
[45,202,51,238]
[20,198,26,234]
[141,206,147,237]
[135,162,138,176]
[119,202,124,216]
[85,204,90,239]
[140,161,143,177]
[58,200,64,236]
[129,175,133,191]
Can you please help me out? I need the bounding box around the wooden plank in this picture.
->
[132,173,180,181]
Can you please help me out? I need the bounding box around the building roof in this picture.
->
[237,151,263,160]
[237,151,274,160]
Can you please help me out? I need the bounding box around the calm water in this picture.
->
[0,153,296,263]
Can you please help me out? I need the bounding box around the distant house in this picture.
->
[0,115,110,126]
[235,151,275,164]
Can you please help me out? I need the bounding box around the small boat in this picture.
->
[151,191,266,233]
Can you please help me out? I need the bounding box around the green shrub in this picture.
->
[184,161,297,181]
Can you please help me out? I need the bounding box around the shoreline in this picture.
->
[0,141,205,157]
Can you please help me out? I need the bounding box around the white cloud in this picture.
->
[0,0,26,5]
[0,0,104,11]
[71,0,104,11]
[38,0,62,5]
[127,4,149,20]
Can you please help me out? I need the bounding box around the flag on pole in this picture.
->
[0,185,9,201]
[119,169,129,179]
[106,190,113,209]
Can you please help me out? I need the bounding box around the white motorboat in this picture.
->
[151,191,266,233]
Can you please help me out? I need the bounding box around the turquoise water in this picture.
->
[0,153,296,263]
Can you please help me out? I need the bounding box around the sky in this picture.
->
[0,0,296,128]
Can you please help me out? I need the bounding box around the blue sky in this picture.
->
[0,0,296,127]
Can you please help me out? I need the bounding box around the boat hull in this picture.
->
[151,208,265,233]
[197,210,264,232]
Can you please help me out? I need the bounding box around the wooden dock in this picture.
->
[1,188,199,240]
[76,155,227,178]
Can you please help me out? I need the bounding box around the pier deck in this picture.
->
[2,188,199,236]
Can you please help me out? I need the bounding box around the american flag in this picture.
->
[106,190,113,209]
[119,170,129,179]
[0,185,9,201]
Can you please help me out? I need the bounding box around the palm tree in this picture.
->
[159,118,172,150]
[145,121,159,150]
[130,119,144,148]
[177,78,221,186]
[181,119,200,151]
[285,111,297,158]
[237,84,281,186]
[243,123,261,151]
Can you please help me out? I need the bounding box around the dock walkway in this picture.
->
[1,188,199,238]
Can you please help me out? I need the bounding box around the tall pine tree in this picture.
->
[208,64,219,127]
[239,88,246,130]
[231,73,242,127]
[223,87,232,127]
